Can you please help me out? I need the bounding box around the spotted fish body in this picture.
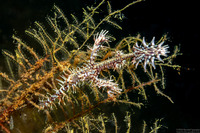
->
[41,30,169,109]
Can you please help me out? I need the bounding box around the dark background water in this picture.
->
[0,0,200,132]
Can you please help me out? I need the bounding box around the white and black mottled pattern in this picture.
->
[132,37,169,71]
[40,30,169,109]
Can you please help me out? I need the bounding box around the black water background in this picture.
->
[0,0,199,132]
